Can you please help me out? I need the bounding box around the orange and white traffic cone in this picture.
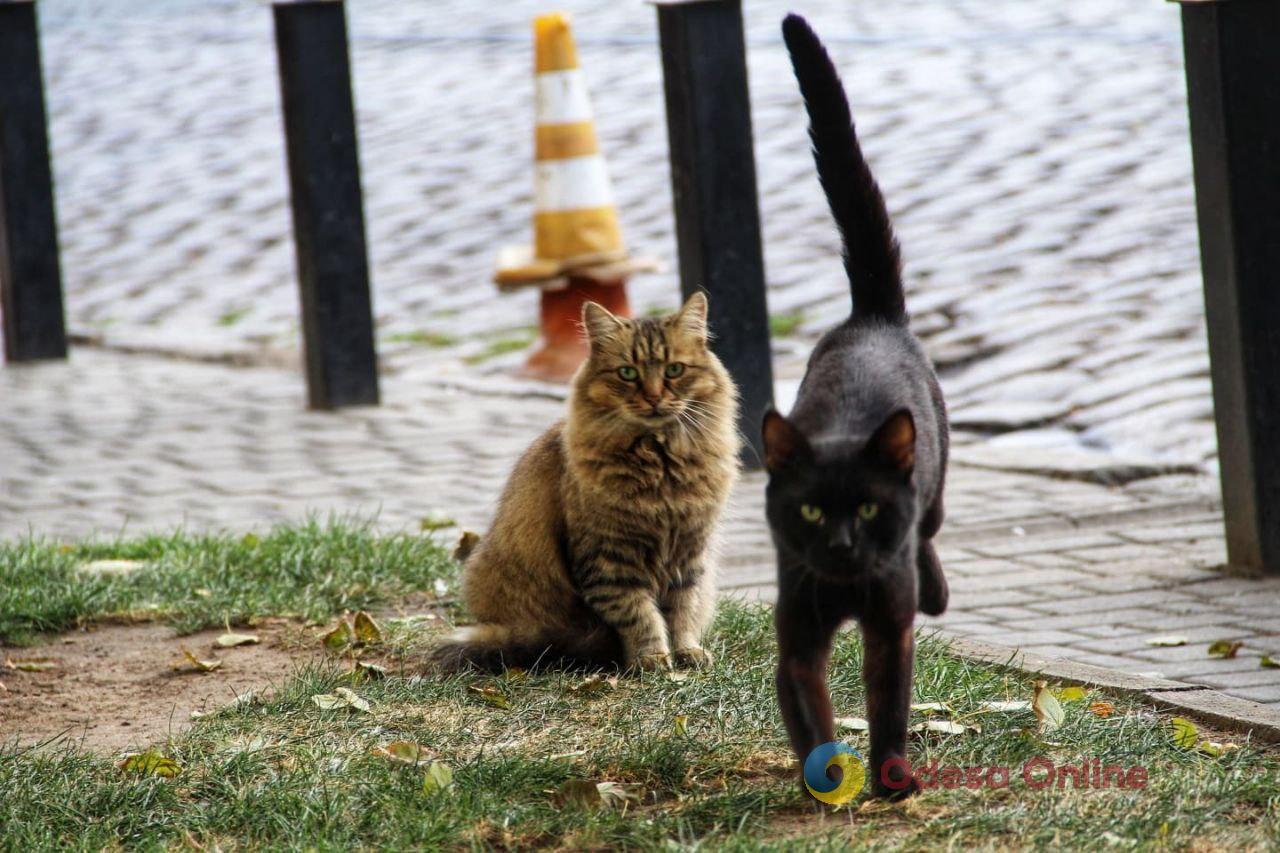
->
[494,12,657,382]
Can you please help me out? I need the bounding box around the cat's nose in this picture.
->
[828,526,853,552]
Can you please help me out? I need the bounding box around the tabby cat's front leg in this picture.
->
[576,547,670,670]
[663,559,716,669]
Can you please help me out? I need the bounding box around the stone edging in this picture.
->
[945,635,1280,744]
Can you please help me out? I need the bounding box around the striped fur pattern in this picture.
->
[434,293,739,672]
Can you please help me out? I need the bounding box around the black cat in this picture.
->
[764,14,950,800]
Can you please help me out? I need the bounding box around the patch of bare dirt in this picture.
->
[0,620,318,752]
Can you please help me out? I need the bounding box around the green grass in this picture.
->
[464,331,539,365]
[383,330,460,348]
[0,519,456,642]
[3,599,1278,849]
[769,313,807,338]
[216,307,250,327]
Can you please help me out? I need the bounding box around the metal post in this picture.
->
[1174,0,1280,575]
[0,0,67,363]
[654,0,774,468]
[273,0,379,409]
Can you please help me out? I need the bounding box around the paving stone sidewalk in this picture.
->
[36,0,1218,465]
[3,351,1277,709]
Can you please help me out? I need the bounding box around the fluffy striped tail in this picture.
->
[781,14,905,323]
[430,623,623,673]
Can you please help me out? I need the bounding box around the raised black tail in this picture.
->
[781,14,905,323]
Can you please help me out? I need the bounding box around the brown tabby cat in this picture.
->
[433,293,739,672]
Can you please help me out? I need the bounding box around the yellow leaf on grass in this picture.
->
[354,661,388,680]
[673,714,689,736]
[1146,635,1188,647]
[1055,686,1088,703]
[118,750,182,778]
[1170,716,1199,748]
[173,647,222,673]
[569,675,618,695]
[78,559,147,577]
[373,741,434,766]
[334,687,370,712]
[322,620,353,653]
[1088,701,1116,718]
[312,689,370,712]
[422,761,453,795]
[978,700,1032,713]
[468,684,511,709]
[1208,640,1244,659]
[1260,656,1279,669]
[1033,681,1065,732]
[1198,740,1240,757]
[911,720,976,736]
[353,612,383,645]
[556,779,639,810]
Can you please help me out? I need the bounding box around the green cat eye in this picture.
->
[664,362,685,378]
[618,365,639,381]
[858,502,880,521]
[800,504,824,524]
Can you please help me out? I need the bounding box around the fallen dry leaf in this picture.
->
[673,714,689,736]
[836,716,870,732]
[1260,655,1279,669]
[1170,716,1199,749]
[78,559,147,577]
[1198,740,1240,757]
[173,647,222,673]
[118,750,181,778]
[4,657,56,672]
[1088,701,1116,718]
[422,761,453,795]
[353,611,383,645]
[468,684,511,709]
[373,741,434,766]
[322,620,353,653]
[334,687,370,712]
[569,674,618,695]
[911,720,977,736]
[977,700,1032,713]
[215,632,259,648]
[1208,640,1244,659]
[1032,681,1065,732]
[910,702,952,715]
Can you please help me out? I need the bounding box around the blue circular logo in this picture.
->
[803,741,866,804]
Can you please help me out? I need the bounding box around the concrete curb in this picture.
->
[945,635,1280,744]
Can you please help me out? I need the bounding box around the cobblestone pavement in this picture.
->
[34,0,1217,467]
[4,352,1278,709]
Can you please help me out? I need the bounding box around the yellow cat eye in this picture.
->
[858,502,880,521]
[618,365,639,381]
[800,504,824,524]
[664,362,685,378]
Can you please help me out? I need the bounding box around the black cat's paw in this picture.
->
[871,776,921,800]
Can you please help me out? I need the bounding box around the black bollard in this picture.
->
[1174,0,1280,575]
[273,0,379,409]
[654,0,774,469]
[0,0,67,364]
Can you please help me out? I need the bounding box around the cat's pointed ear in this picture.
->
[672,291,709,344]
[762,409,811,472]
[581,301,625,346]
[867,409,915,476]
